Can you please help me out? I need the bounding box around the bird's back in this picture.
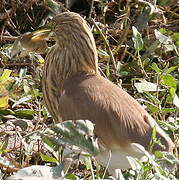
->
[57,72,173,152]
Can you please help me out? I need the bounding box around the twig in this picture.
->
[90,18,117,69]
[0,36,17,42]
[113,18,131,56]
[1,62,33,68]
[165,56,178,62]
[88,0,94,19]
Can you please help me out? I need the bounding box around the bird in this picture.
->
[16,12,174,177]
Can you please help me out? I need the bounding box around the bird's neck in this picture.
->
[46,44,99,89]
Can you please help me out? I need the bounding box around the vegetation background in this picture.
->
[0,0,178,179]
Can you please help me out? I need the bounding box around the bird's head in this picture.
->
[27,12,97,53]
[13,12,99,75]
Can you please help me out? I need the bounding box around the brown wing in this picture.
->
[58,73,154,149]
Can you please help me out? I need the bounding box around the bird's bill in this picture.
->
[31,28,52,42]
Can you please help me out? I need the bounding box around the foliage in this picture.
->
[0,0,178,179]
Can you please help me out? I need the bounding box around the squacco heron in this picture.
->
[19,12,174,176]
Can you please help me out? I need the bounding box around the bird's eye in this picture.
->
[48,21,56,31]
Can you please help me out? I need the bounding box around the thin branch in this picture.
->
[0,36,17,42]
[88,0,94,19]
[90,18,117,69]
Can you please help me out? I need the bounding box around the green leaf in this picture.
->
[127,156,142,171]
[143,92,161,105]
[171,33,179,41]
[166,94,173,104]
[154,30,172,45]
[42,136,59,151]
[134,80,161,93]
[160,108,178,113]
[116,61,121,75]
[151,63,161,73]
[147,104,160,113]
[7,165,66,179]
[160,74,177,89]
[161,152,179,164]
[175,41,179,46]
[106,64,110,77]
[97,48,109,57]
[0,94,9,109]
[48,120,100,156]
[14,109,35,119]
[19,68,27,79]
[164,66,177,74]
[12,95,32,108]
[169,87,176,98]
[65,174,78,179]
[85,157,91,170]
[132,26,143,51]
[0,69,12,83]
[0,137,9,154]
[154,151,164,158]
[0,109,15,115]
[159,28,167,34]
[149,125,157,152]
[40,153,58,163]
[158,120,177,131]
